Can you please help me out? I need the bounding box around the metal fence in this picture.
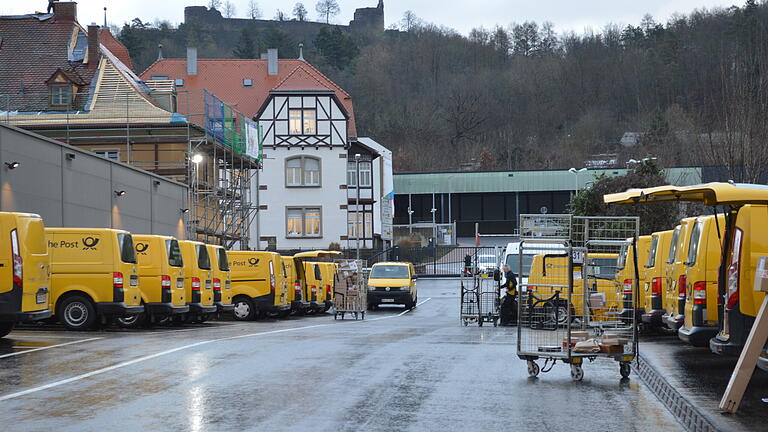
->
[367,245,504,277]
[393,222,457,246]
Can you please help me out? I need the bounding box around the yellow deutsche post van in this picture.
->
[678,214,724,346]
[526,253,619,323]
[367,262,417,309]
[641,230,673,327]
[228,251,289,320]
[292,251,342,313]
[663,219,696,329]
[283,256,307,314]
[206,244,234,315]
[0,212,51,337]
[178,240,216,322]
[120,234,188,326]
[317,262,337,312]
[46,228,143,330]
[615,235,651,320]
[604,183,767,356]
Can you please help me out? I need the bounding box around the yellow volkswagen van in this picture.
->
[604,183,767,356]
[641,230,673,327]
[46,228,143,330]
[678,214,724,346]
[367,262,417,309]
[206,244,234,315]
[178,240,216,322]
[229,251,289,320]
[615,235,651,320]
[292,251,342,313]
[663,219,696,329]
[317,262,337,312]
[120,234,188,327]
[283,256,307,314]
[0,212,51,337]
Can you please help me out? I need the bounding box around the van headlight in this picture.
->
[368,285,376,291]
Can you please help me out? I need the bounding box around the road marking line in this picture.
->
[0,337,103,360]
[0,298,436,401]
[398,297,432,316]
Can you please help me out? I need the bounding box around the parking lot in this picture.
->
[0,279,683,431]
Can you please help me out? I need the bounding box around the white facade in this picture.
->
[357,137,394,247]
[251,91,350,250]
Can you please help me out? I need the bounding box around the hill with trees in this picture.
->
[118,1,768,179]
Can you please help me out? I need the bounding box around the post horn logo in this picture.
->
[248,258,259,266]
[82,237,99,250]
[136,243,149,253]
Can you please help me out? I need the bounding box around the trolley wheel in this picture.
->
[527,361,540,377]
[620,362,631,379]
[463,319,468,327]
[493,318,498,327]
[570,364,584,382]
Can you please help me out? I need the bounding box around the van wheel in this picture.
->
[233,297,256,321]
[0,322,14,338]
[58,295,97,330]
[117,313,142,329]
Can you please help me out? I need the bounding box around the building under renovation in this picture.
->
[0,2,260,248]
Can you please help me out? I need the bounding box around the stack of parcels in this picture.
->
[598,332,629,354]
[563,330,590,349]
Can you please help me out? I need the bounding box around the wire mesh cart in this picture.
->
[516,215,640,381]
[478,277,501,326]
[333,260,367,320]
[460,249,502,327]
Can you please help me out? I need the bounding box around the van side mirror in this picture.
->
[493,269,501,281]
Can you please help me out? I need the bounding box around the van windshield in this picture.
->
[667,228,680,264]
[217,248,229,271]
[506,254,535,277]
[118,233,137,264]
[196,245,211,270]
[370,265,410,279]
[166,240,183,267]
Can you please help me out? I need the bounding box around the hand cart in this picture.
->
[478,277,500,327]
[333,259,367,320]
[460,248,502,327]
[460,276,480,326]
[517,215,639,381]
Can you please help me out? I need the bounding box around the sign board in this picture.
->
[572,250,584,265]
[244,121,262,161]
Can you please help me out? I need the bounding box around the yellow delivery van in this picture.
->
[641,230,673,327]
[663,218,696,330]
[615,235,651,320]
[206,244,234,315]
[283,256,306,315]
[178,240,216,322]
[229,251,289,320]
[367,262,418,309]
[0,212,51,337]
[292,251,342,313]
[46,228,143,330]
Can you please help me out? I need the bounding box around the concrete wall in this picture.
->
[0,124,188,238]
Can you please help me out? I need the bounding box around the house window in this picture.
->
[174,78,185,87]
[243,78,253,87]
[347,161,372,188]
[289,109,316,135]
[285,156,321,187]
[286,207,322,238]
[151,75,169,80]
[94,150,120,161]
[49,85,71,107]
[347,211,372,239]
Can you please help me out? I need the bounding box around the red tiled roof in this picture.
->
[0,14,96,96]
[99,28,132,70]
[140,59,357,139]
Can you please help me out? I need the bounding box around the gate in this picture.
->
[368,245,504,277]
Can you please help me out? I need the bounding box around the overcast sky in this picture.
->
[3,1,741,34]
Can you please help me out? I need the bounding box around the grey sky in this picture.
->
[3,1,740,35]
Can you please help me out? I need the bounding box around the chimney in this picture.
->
[267,48,278,76]
[260,53,268,60]
[53,1,77,22]
[187,47,197,76]
[87,23,100,69]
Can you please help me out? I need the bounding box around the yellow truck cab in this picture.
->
[0,212,51,337]
[527,253,619,323]
[604,183,768,357]
[678,214,724,346]
[293,251,342,313]
[123,234,188,326]
[46,228,143,330]
[178,240,217,322]
[367,262,417,309]
[228,251,289,320]
[206,245,234,315]
[615,235,650,320]
[641,230,673,327]
[663,219,696,329]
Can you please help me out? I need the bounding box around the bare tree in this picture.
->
[208,0,222,10]
[222,1,236,18]
[315,0,340,24]
[274,9,287,21]
[247,0,262,19]
[400,10,420,32]
[293,3,308,21]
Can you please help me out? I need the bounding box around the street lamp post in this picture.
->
[568,167,587,195]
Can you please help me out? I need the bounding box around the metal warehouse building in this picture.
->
[394,167,704,237]
[0,123,188,236]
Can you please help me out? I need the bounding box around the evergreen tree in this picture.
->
[233,29,256,59]
[314,27,359,70]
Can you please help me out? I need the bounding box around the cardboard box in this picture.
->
[599,343,624,354]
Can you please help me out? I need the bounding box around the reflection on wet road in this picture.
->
[0,279,682,431]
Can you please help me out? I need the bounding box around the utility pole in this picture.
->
[355,153,361,260]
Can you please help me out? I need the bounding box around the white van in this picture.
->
[502,241,566,285]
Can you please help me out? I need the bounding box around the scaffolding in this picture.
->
[0,89,261,249]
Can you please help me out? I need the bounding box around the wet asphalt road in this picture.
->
[0,279,682,431]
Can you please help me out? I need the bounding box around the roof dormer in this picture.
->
[45,68,85,110]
